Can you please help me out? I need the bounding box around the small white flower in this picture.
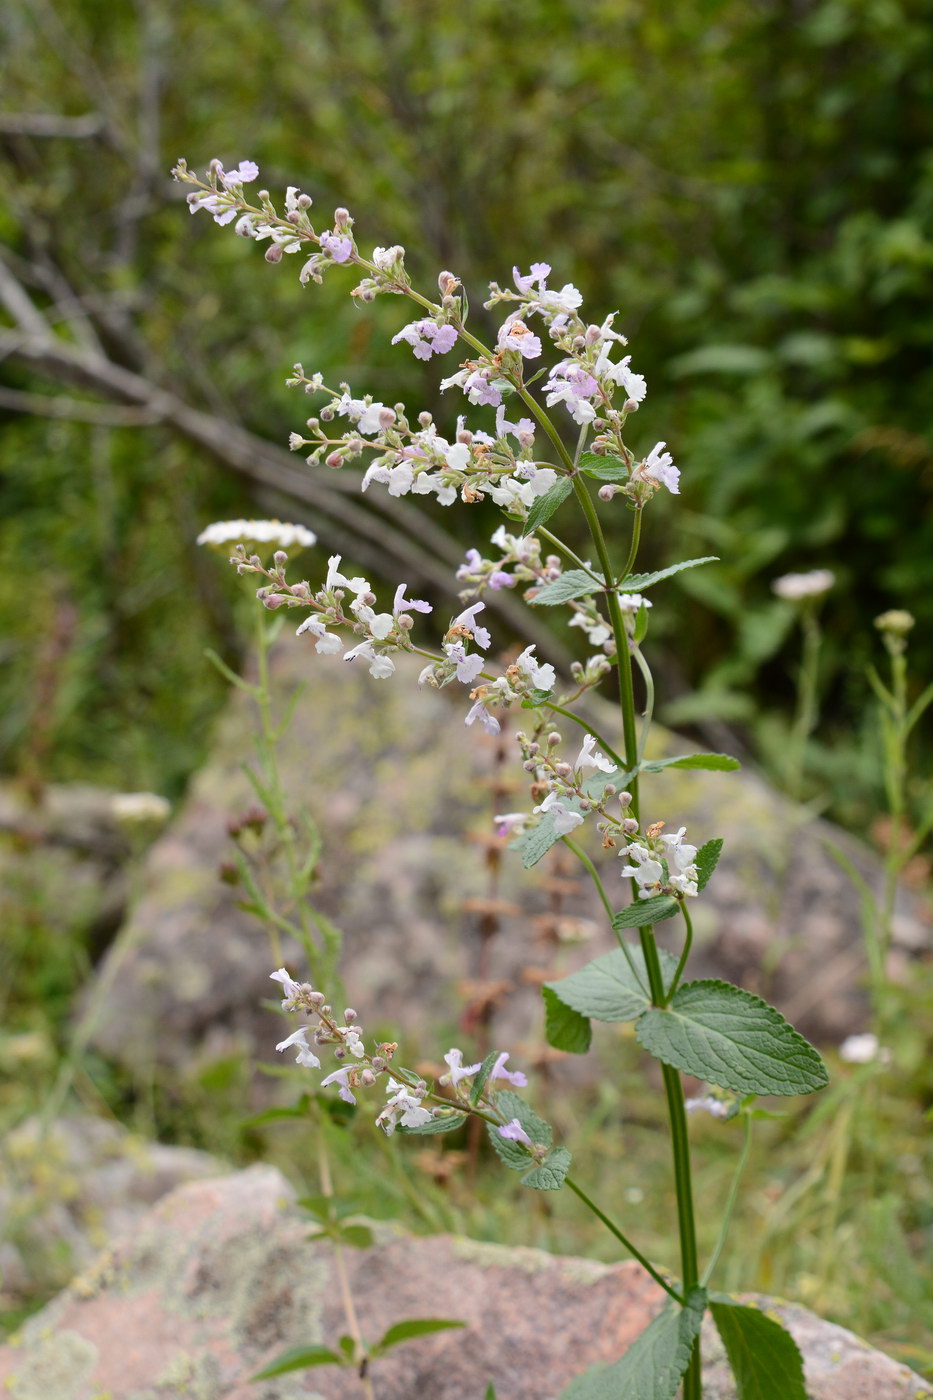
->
[275,1026,321,1069]
[575,734,617,774]
[515,645,556,694]
[772,569,835,600]
[442,1048,482,1087]
[533,791,585,836]
[617,593,651,614]
[685,1095,729,1119]
[839,1032,891,1065]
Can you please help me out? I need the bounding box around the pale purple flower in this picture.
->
[443,1048,482,1087]
[452,602,491,650]
[465,698,501,735]
[513,263,551,295]
[497,319,542,359]
[457,548,483,579]
[494,404,536,443]
[320,231,353,263]
[515,645,556,693]
[445,641,484,685]
[617,593,651,614]
[393,583,432,616]
[575,733,617,774]
[220,160,259,187]
[392,318,458,360]
[620,843,665,898]
[533,791,585,836]
[490,1052,528,1087]
[641,442,680,495]
[376,1078,432,1135]
[343,640,396,678]
[595,349,647,403]
[270,967,303,1003]
[489,570,515,590]
[321,1067,357,1105]
[464,370,502,407]
[498,1118,534,1148]
[685,1095,729,1119]
[275,1026,322,1069]
[494,812,528,837]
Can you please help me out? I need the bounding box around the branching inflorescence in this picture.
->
[181,155,827,1400]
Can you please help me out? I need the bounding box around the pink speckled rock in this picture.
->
[0,1169,928,1400]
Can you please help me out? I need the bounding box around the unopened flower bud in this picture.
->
[334,206,350,225]
[418,411,433,428]
[555,762,572,778]
[523,758,538,772]
[298,193,313,209]
[371,1056,386,1072]
[209,158,223,175]
[309,990,325,1005]
[457,428,473,444]
[286,210,301,224]
[334,1046,346,1059]
[622,817,639,835]
[598,484,619,502]
[320,1004,332,1016]
[624,398,639,413]
[343,1009,357,1023]
[265,244,283,263]
[378,407,396,430]
[875,609,914,635]
[273,550,288,567]
[326,450,343,468]
[548,732,562,747]
[360,1068,376,1086]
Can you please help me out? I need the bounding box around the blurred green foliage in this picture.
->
[1,0,931,817]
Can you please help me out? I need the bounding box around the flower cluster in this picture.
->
[621,823,700,900]
[196,518,317,551]
[175,159,683,513]
[272,968,533,1139]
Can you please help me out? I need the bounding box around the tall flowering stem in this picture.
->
[180,157,829,1400]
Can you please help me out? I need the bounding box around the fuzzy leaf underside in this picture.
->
[710,1299,808,1400]
[611,895,679,929]
[525,475,573,533]
[635,980,829,1096]
[558,1287,707,1399]
[399,1112,468,1135]
[530,569,600,606]
[545,944,678,1024]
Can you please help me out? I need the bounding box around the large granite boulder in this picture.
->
[0,1115,223,1306]
[0,1168,927,1399]
[85,638,929,1076]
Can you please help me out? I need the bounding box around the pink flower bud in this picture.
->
[298,193,313,209]
[343,1008,357,1022]
[378,407,396,430]
[325,451,343,468]
[624,398,639,412]
[334,206,350,225]
[598,484,618,502]
[265,244,283,263]
[622,817,639,835]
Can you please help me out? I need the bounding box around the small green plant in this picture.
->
[182,154,830,1398]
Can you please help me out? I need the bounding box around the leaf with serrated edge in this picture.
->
[543,984,592,1054]
[251,1345,344,1380]
[696,838,723,892]
[636,980,829,1096]
[487,1089,552,1171]
[579,451,628,480]
[521,1146,572,1191]
[525,475,573,533]
[509,796,585,868]
[710,1299,807,1400]
[558,1286,707,1399]
[530,569,600,606]
[611,895,679,929]
[619,557,719,590]
[545,944,678,1024]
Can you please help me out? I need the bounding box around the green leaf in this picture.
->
[487,1089,552,1171]
[545,944,677,1024]
[633,600,650,644]
[542,984,592,1054]
[635,980,829,1096]
[558,1286,707,1399]
[530,569,600,606]
[611,895,679,929]
[509,798,584,868]
[337,1223,374,1248]
[470,1051,500,1106]
[521,1145,572,1191]
[618,557,719,590]
[696,838,723,891]
[640,752,741,773]
[485,1386,498,1399]
[525,475,574,533]
[710,1299,807,1400]
[372,1318,467,1357]
[579,451,629,481]
[250,1344,345,1379]
[522,686,556,707]
[399,1111,468,1135]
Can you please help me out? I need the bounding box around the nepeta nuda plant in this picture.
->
[178,156,828,1400]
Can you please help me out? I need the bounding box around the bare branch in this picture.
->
[0,385,159,425]
[0,112,104,139]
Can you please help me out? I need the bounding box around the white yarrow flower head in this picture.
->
[772,569,835,600]
[196,519,316,552]
[839,1032,891,1065]
[110,792,171,824]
